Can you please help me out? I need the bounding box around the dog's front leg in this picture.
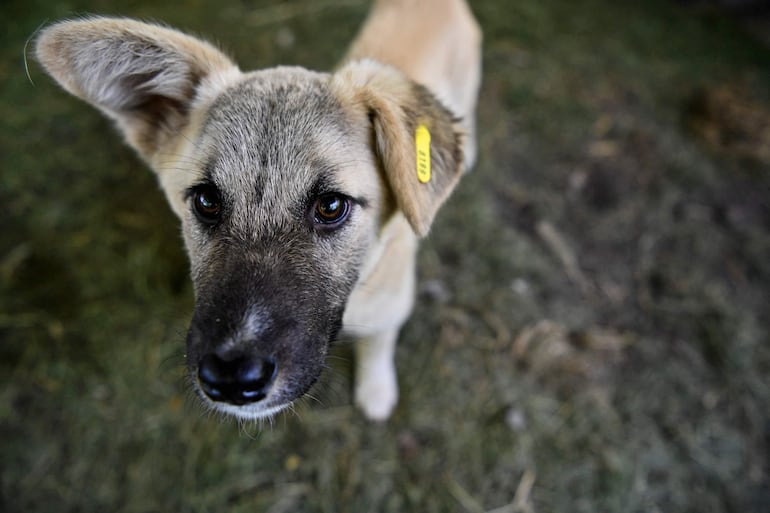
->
[354,328,400,421]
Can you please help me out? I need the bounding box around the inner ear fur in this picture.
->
[331,60,464,237]
[35,17,239,161]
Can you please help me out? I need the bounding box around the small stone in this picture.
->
[505,406,527,431]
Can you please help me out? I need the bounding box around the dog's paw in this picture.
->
[354,365,398,421]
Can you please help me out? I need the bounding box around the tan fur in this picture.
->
[36,18,241,158]
[35,0,481,421]
[330,61,464,236]
[345,0,482,169]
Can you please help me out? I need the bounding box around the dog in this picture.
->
[35,0,481,421]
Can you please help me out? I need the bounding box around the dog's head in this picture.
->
[36,18,463,419]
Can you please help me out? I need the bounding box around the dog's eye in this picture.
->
[192,185,222,225]
[313,193,350,227]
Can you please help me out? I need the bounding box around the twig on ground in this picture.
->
[446,476,485,513]
[486,469,537,513]
[535,220,595,297]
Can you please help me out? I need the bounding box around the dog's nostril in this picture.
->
[238,358,276,393]
[197,353,277,405]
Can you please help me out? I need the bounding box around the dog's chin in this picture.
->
[197,391,294,421]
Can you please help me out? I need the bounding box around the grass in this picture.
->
[1,0,769,511]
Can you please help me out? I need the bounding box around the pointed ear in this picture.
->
[331,60,464,237]
[35,17,239,162]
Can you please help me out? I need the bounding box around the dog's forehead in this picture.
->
[200,68,357,192]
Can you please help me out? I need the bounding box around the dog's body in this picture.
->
[36,0,481,421]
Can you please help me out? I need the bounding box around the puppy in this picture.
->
[35,0,481,421]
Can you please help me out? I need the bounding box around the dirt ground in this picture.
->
[1,0,769,512]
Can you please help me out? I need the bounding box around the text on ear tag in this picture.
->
[415,124,431,184]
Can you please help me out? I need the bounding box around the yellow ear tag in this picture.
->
[415,124,431,184]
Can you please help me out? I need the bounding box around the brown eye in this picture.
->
[192,185,222,225]
[313,193,350,227]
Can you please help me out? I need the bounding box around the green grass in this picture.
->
[2,0,769,512]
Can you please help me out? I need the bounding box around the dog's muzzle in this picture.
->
[185,255,347,417]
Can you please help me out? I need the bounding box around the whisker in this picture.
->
[24,20,50,86]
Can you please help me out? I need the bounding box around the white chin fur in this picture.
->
[204,398,292,421]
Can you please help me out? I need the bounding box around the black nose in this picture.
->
[197,353,277,405]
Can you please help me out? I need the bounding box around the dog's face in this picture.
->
[36,18,463,419]
[175,70,386,418]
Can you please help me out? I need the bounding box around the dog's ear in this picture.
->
[332,60,464,237]
[35,17,239,163]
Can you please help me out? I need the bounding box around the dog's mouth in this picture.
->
[188,352,319,420]
[187,340,328,419]
[199,398,294,421]
[193,369,296,420]
[190,351,298,419]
